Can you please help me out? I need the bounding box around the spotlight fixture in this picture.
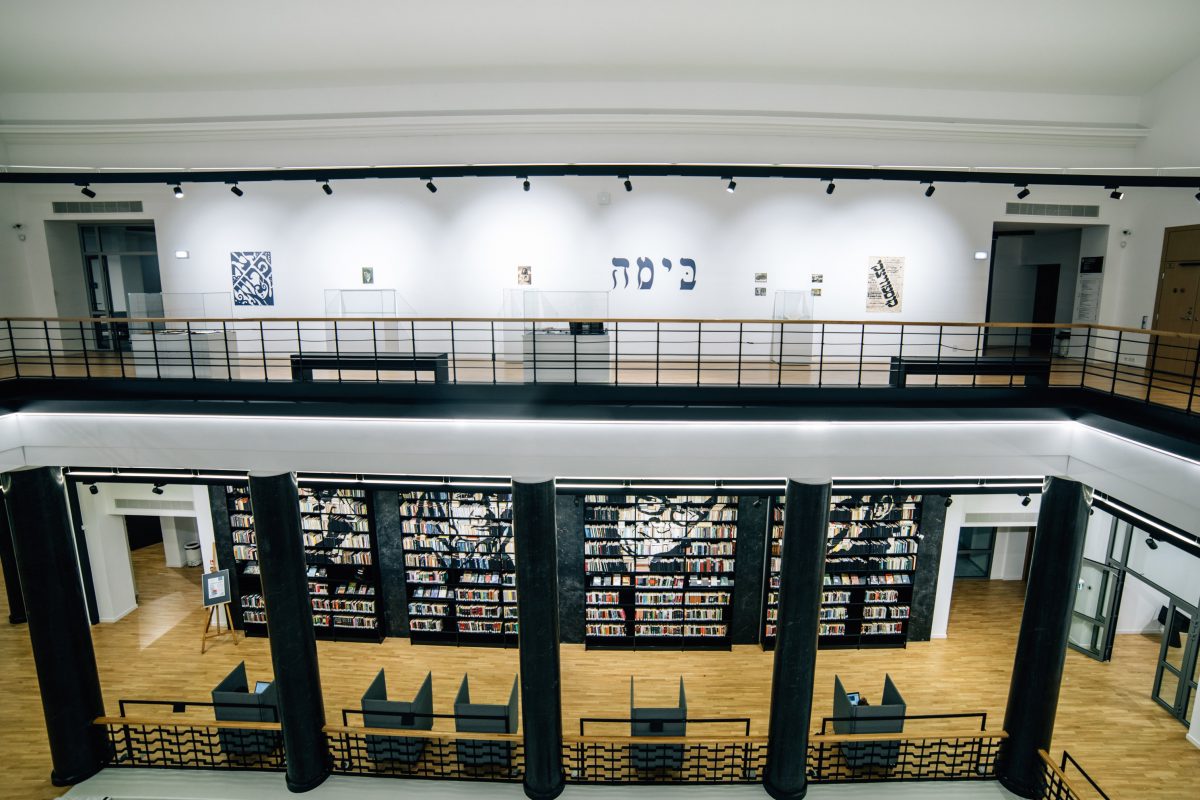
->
[943,497,953,508]
[1016,185,1031,200]
[424,178,437,194]
[321,181,333,196]
[521,177,530,192]
[79,183,96,198]
[87,483,99,495]
[620,175,633,192]
[1194,190,1200,203]
[725,178,737,193]
[229,182,244,197]
[151,483,165,495]
[924,183,936,198]
[172,184,184,199]
[825,180,836,195]
[1021,494,1032,507]
[1145,536,1159,550]
[1107,186,1124,200]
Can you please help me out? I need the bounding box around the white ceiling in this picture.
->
[2,0,1199,97]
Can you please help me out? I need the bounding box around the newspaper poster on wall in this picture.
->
[865,256,904,312]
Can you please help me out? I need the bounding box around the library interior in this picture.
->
[1,3,1200,800]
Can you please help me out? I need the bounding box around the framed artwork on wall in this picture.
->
[231,251,274,306]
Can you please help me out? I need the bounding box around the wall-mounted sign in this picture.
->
[610,257,697,291]
[517,266,532,285]
[811,273,824,283]
[754,287,767,296]
[1080,256,1104,274]
[361,267,374,285]
[231,251,274,306]
[865,256,904,312]
[755,272,768,283]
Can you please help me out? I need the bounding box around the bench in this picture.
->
[888,355,1050,388]
[289,352,450,383]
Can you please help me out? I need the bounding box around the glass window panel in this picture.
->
[1156,667,1180,709]
[80,226,99,252]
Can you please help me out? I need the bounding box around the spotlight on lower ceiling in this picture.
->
[620,175,632,192]
[424,178,437,194]
[172,184,184,199]
[943,497,953,508]
[151,483,165,495]
[87,483,99,495]
[1145,536,1159,550]
[1107,186,1124,200]
[229,182,244,197]
[521,177,530,192]
[1194,189,1200,203]
[1016,185,1031,200]
[924,183,936,198]
[79,183,96,198]
[825,180,836,195]
[321,181,333,196]
[725,178,737,193]
[1021,494,1032,507]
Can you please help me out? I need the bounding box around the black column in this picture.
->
[2,467,107,785]
[765,479,830,800]
[997,477,1090,798]
[512,479,565,800]
[554,493,585,645]
[371,490,410,638]
[0,495,27,623]
[248,473,330,793]
[907,494,947,641]
[732,495,770,644]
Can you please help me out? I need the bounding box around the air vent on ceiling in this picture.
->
[51,200,144,214]
[1005,202,1099,218]
[112,498,194,512]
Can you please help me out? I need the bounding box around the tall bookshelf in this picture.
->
[583,494,737,650]
[763,494,920,650]
[399,490,518,646]
[225,485,383,641]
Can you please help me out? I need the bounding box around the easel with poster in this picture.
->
[201,560,239,653]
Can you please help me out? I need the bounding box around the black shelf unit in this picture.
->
[763,494,920,650]
[226,485,383,642]
[583,494,737,650]
[400,490,518,647]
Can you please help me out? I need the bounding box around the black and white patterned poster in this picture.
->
[231,251,274,306]
[865,256,904,313]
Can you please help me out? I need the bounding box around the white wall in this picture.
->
[76,485,137,622]
[1137,52,1200,167]
[989,527,1032,581]
[1117,573,1170,635]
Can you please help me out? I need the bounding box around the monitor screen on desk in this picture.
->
[254,681,271,694]
[846,692,860,705]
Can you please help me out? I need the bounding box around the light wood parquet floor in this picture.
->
[1,546,1198,799]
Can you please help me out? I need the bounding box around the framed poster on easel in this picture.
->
[202,568,239,653]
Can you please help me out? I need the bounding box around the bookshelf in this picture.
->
[225,485,383,641]
[583,494,737,649]
[399,490,518,646]
[764,494,920,650]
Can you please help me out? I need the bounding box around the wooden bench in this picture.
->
[289,353,450,383]
[888,355,1050,388]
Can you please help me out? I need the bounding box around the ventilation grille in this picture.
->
[1005,202,1099,218]
[52,200,144,214]
[113,498,194,512]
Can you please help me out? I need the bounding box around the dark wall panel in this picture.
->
[732,495,770,644]
[372,489,409,638]
[908,494,947,641]
[555,494,585,644]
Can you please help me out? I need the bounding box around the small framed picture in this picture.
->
[754,272,768,283]
[754,287,767,296]
[811,273,824,283]
[811,288,822,296]
[361,267,375,284]
[517,265,532,285]
[202,569,232,607]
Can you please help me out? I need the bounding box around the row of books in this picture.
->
[302,519,370,533]
[828,537,918,555]
[633,623,727,637]
[864,605,910,619]
[587,508,736,522]
[824,573,913,586]
[312,599,375,613]
[584,494,737,505]
[404,553,510,569]
[403,535,512,553]
[584,557,735,573]
[310,550,373,566]
[303,532,371,548]
[232,530,255,545]
[584,524,737,539]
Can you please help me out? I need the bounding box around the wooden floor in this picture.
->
[2,547,1198,799]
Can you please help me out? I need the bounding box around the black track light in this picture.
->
[172,184,184,199]
[87,483,99,495]
[229,183,244,197]
[424,178,437,194]
[1017,185,1031,200]
[825,180,836,195]
[1108,186,1124,200]
[924,183,936,198]
[725,178,737,193]
[522,177,530,192]
[620,175,633,192]
[1021,495,1032,507]
[1194,190,1200,203]
[1145,536,1159,550]
[321,181,333,196]
[151,483,164,495]
[79,183,96,198]
[944,497,953,508]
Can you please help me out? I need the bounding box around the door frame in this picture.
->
[1068,557,1124,661]
[1152,600,1200,724]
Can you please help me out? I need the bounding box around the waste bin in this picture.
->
[1055,330,1071,357]
[184,541,202,567]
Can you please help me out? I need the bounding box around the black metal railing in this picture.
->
[818,711,989,735]
[96,699,285,772]
[327,726,523,781]
[808,731,1005,783]
[1040,750,1110,799]
[563,734,767,783]
[1,316,1197,414]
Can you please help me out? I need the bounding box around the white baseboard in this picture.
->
[931,632,948,639]
[1188,731,1200,750]
[100,604,137,623]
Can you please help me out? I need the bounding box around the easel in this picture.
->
[202,602,239,653]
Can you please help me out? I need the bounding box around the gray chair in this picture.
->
[630,676,687,772]
[211,661,281,756]
[361,669,434,764]
[832,674,905,769]
[454,675,518,769]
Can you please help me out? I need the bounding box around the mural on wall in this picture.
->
[865,256,904,312]
[231,251,274,306]
[610,257,697,291]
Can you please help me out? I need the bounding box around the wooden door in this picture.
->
[1153,226,1200,378]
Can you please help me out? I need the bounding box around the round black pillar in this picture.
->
[997,477,1090,798]
[0,495,28,623]
[2,467,107,785]
[512,478,565,800]
[248,473,331,793]
[764,479,831,800]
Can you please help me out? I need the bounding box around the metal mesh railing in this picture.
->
[563,735,767,783]
[1039,750,1109,799]
[2,316,1196,414]
[326,725,524,781]
[808,731,1004,783]
[96,716,285,771]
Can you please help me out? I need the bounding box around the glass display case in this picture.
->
[519,291,612,382]
[771,290,815,364]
